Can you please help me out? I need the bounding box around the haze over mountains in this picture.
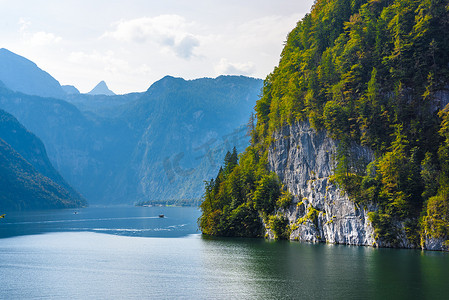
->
[0,49,262,206]
[0,108,86,210]
[0,48,66,99]
[88,81,116,96]
[61,85,80,95]
[0,49,116,98]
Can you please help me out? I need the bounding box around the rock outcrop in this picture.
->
[267,122,449,251]
[267,121,449,251]
[267,121,376,246]
[422,236,449,251]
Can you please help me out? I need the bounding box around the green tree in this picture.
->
[253,173,281,214]
[200,0,449,243]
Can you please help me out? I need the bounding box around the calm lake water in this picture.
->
[0,206,448,299]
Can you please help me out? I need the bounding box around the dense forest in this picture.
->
[199,0,449,245]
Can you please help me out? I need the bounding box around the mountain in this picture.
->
[62,85,80,95]
[0,139,84,211]
[0,108,85,203]
[65,92,142,117]
[0,109,86,211]
[115,75,262,202]
[87,81,116,96]
[0,82,109,202]
[199,0,449,251]
[0,71,262,204]
[0,48,66,99]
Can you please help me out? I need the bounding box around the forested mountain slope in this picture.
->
[0,109,86,210]
[199,0,449,250]
[0,108,85,203]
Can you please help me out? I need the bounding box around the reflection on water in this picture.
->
[199,237,449,299]
[0,206,448,299]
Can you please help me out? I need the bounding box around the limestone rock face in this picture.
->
[422,236,449,251]
[267,121,376,246]
[267,121,449,250]
[268,122,375,245]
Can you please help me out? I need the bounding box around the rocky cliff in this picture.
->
[267,121,448,251]
[268,121,375,245]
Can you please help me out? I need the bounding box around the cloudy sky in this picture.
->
[1,0,314,94]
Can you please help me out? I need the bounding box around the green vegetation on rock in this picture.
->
[200,0,449,246]
[198,147,291,238]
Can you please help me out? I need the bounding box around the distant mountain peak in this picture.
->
[0,48,16,55]
[87,81,116,96]
[0,48,66,99]
[62,85,80,95]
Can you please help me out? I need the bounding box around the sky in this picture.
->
[1,0,315,94]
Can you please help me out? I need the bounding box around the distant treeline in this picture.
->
[135,199,201,207]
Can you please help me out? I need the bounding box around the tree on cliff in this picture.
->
[199,0,449,246]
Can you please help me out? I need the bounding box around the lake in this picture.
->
[0,206,448,299]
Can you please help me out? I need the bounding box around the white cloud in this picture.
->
[103,15,186,43]
[239,15,297,38]
[231,14,304,54]
[102,15,200,59]
[18,18,62,46]
[215,58,255,76]
[173,35,199,59]
[199,13,304,79]
[18,18,30,33]
[3,1,315,93]
[27,31,62,46]
[69,50,130,74]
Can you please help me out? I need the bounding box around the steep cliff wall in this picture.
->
[267,121,376,245]
[267,121,449,251]
[267,122,447,250]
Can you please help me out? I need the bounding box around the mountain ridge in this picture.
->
[0,58,263,204]
[0,108,85,203]
[0,109,87,211]
[0,48,66,99]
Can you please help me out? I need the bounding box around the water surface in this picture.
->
[0,206,448,299]
[0,206,200,238]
